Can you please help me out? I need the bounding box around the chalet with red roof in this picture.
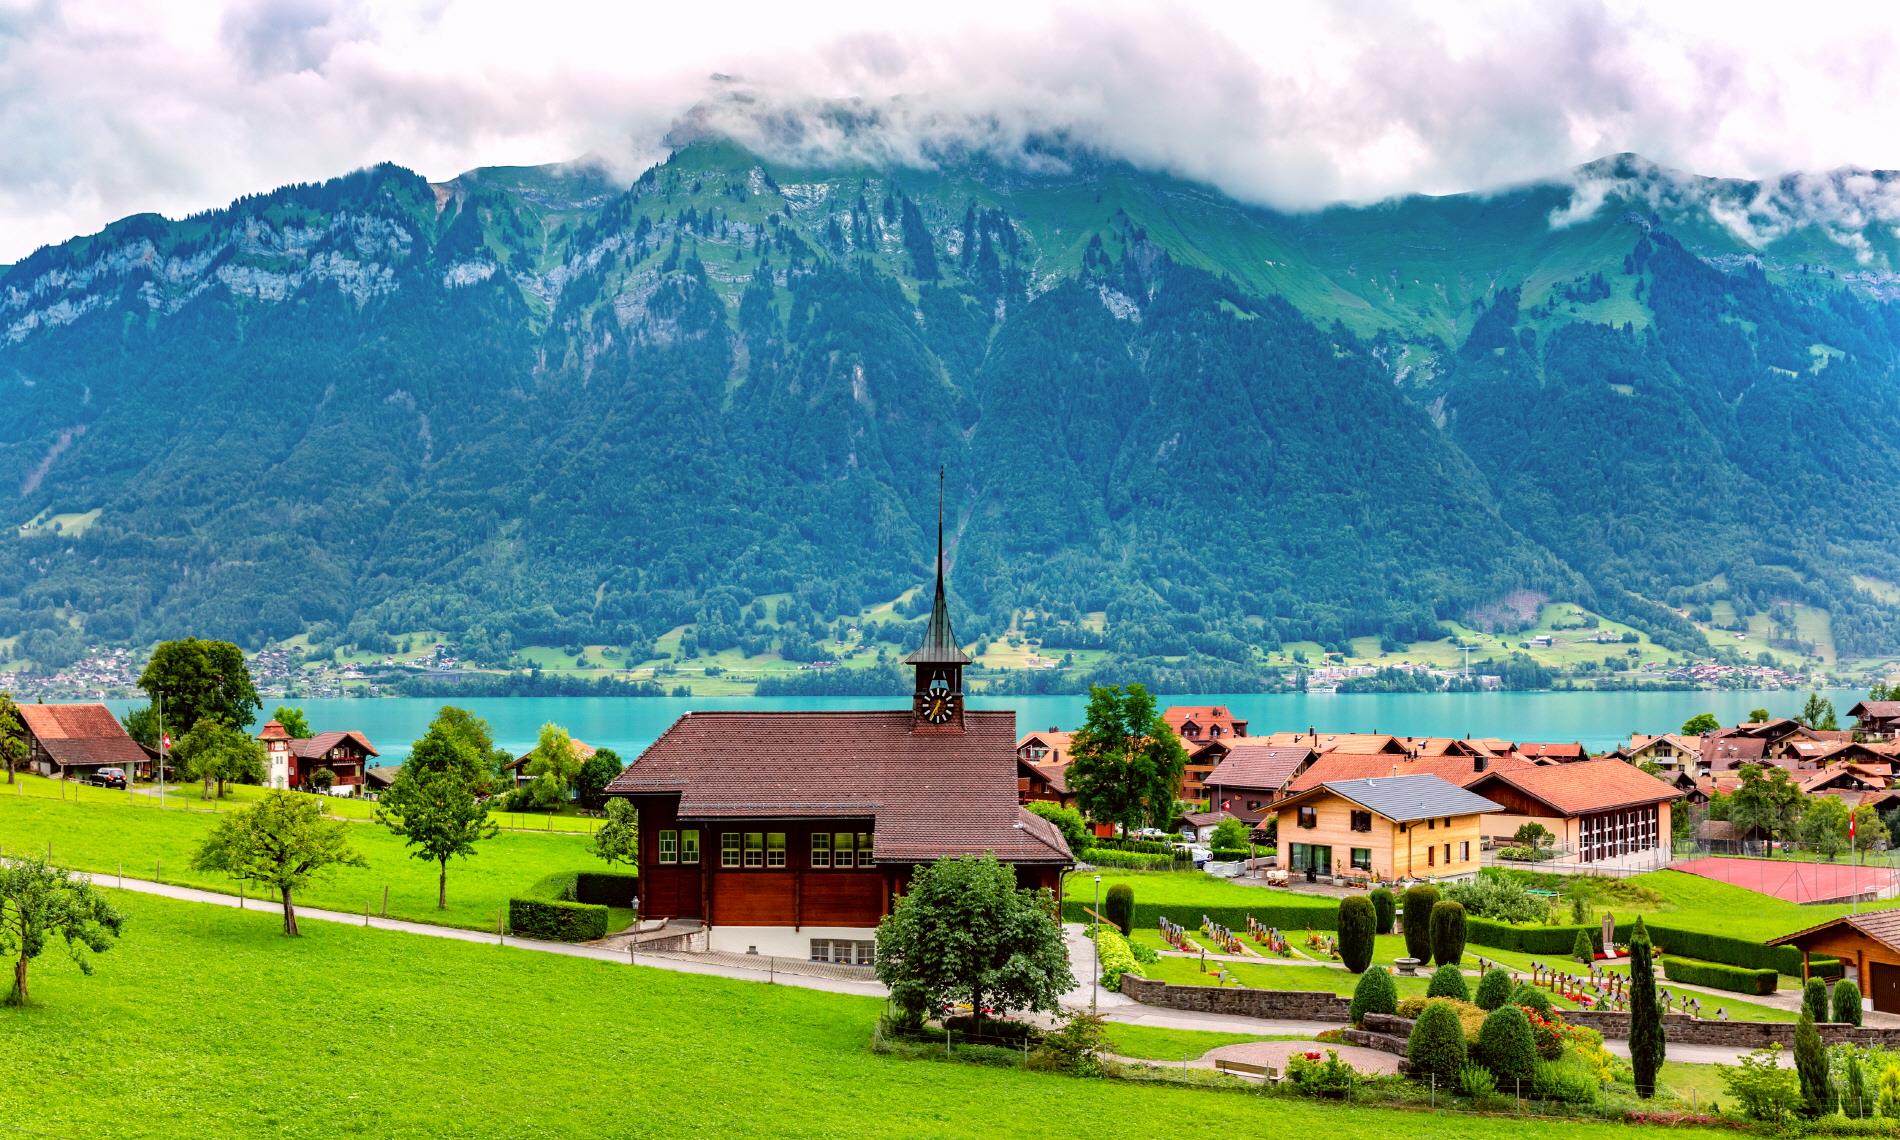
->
[15,703,150,781]
[1851,701,1900,740]
[605,493,1072,961]
[1466,758,1681,864]
[256,721,378,795]
[1203,743,1319,825]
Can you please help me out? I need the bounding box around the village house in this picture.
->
[1260,729,1410,755]
[1271,773,1502,883]
[1770,913,1900,1012]
[255,721,378,794]
[1850,701,1900,740]
[14,703,150,782]
[1015,729,1074,766]
[1283,749,1533,797]
[1202,743,1319,826]
[1514,741,1589,764]
[604,508,1072,961]
[1015,755,1075,810]
[1619,732,1712,775]
[1465,758,1681,864]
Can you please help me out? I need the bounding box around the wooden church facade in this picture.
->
[606,487,1073,960]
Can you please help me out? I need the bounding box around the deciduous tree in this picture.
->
[1730,764,1803,856]
[377,762,497,909]
[0,856,124,1006]
[272,706,312,739]
[172,718,266,799]
[591,798,639,868]
[191,791,366,935]
[575,747,623,809]
[1799,795,1851,861]
[1799,693,1840,732]
[1680,712,1720,736]
[874,854,1073,1034]
[1066,684,1187,833]
[0,693,24,785]
[521,723,582,810]
[1025,802,1088,853]
[137,639,260,734]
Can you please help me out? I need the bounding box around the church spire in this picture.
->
[905,467,969,667]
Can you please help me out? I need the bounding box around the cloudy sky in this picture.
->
[4,0,1900,262]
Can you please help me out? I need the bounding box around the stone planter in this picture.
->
[1394,957,1422,976]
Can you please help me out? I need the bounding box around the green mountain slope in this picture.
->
[6,135,1900,681]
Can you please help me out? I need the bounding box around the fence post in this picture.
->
[381,885,389,917]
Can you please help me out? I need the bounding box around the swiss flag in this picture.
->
[162,734,171,751]
[1852,812,1859,842]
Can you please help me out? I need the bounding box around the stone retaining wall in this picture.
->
[1118,975,1351,1021]
[1569,1010,1900,1047]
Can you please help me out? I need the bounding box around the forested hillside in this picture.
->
[6,135,1900,682]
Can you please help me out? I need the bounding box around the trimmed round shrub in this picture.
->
[1349,965,1399,1026]
[1803,976,1830,1023]
[1103,883,1134,936]
[1337,896,1376,973]
[1370,887,1396,935]
[1511,984,1553,1016]
[1402,885,1439,962]
[1427,963,1470,1001]
[1407,1000,1469,1087]
[1476,1004,1536,1083]
[1474,967,1514,1011]
[1833,979,1864,1026]
[1430,900,1467,967]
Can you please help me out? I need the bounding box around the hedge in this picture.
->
[1079,849,1190,871]
[1629,922,1841,980]
[1661,955,1778,995]
[508,896,609,941]
[1465,916,1598,956]
[1208,848,1253,862]
[1062,895,1335,934]
[574,871,638,908]
[1097,926,1138,992]
[1086,837,1183,855]
[508,870,613,942]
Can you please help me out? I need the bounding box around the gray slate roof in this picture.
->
[1311,774,1503,823]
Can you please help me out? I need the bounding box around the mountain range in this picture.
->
[7,128,1900,683]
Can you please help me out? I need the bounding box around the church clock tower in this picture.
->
[906,469,970,733]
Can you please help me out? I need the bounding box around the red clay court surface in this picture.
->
[1674,857,1897,904]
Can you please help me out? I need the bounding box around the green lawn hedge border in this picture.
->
[1061,894,1334,933]
[1660,955,1778,995]
[574,871,638,907]
[509,871,610,942]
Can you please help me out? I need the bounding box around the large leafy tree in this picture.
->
[376,761,497,910]
[1680,712,1721,736]
[521,723,583,810]
[0,856,125,1006]
[137,639,261,735]
[405,721,491,789]
[191,791,366,935]
[172,718,266,799]
[1066,684,1187,832]
[1798,693,1839,732]
[428,706,512,784]
[272,706,312,739]
[1799,796,1851,861]
[120,704,161,750]
[591,798,639,868]
[874,854,1073,1033]
[1730,763,1803,856]
[0,693,25,785]
[575,747,623,810]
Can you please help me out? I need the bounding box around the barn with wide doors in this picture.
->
[604,490,1072,961]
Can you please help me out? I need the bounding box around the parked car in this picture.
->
[88,767,128,789]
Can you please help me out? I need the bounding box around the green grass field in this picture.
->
[0,891,1740,1138]
[0,790,605,932]
[1101,1024,1302,1061]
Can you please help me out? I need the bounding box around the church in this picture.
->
[604,495,1074,961]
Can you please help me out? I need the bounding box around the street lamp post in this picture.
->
[1091,873,1102,1014]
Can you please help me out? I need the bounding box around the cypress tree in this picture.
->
[1402,885,1439,962]
[1337,896,1375,973]
[1627,917,1664,1099]
[1102,884,1134,936]
[1833,978,1864,1027]
[1795,1010,1830,1116]
[1369,887,1396,934]
[1429,900,1467,966]
[1803,976,1830,1023]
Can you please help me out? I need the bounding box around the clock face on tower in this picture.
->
[921,674,957,724]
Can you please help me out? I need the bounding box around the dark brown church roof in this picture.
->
[606,709,1071,864]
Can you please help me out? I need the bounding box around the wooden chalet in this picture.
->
[1619,733,1705,774]
[15,703,150,780]
[1851,701,1900,740]
[256,722,378,794]
[1466,759,1681,862]
[1202,743,1319,825]
[1770,913,1900,1012]
[604,499,1072,961]
[1274,774,1503,883]
[1016,756,1075,810]
[504,739,599,789]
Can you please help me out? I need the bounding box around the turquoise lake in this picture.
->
[101,687,1871,765]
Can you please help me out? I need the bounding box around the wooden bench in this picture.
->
[1214,1058,1279,1081]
